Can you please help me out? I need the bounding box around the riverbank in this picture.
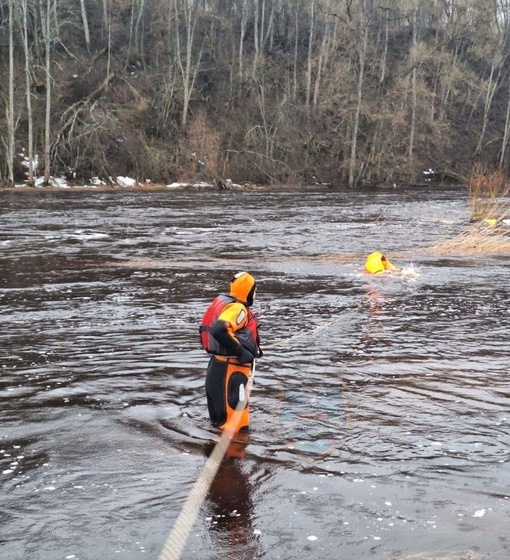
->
[1,180,467,194]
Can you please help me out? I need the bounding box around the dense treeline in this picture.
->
[1,0,510,188]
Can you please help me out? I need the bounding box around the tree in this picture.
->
[499,77,510,169]
[41,0,53,186]
[305,1,315,110]
[20,0,35,186]
[80,0,90,50]
[1,0,510,188]
[349,0,369,188]
[407,0,418,174]
[6,0,15,186]
[174,0,204,127]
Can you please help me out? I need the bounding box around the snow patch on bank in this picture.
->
[14,175,245,189]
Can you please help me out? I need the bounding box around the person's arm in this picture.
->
[382,256,401,272]
[209,303,255,363]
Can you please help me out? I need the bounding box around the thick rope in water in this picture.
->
[157,360,256,560]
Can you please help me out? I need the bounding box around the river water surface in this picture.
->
[1,186,509,560]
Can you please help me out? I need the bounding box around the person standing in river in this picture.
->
[199,272,261,432]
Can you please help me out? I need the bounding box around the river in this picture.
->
[1,186,509,560]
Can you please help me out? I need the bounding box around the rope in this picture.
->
[263,314,343,350]
[157,360,256,560]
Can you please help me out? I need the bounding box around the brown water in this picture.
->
[1,186,509,560]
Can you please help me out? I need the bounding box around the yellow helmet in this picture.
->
[365,252,398,274]
[365,252,385,274]
[230,271,256,306]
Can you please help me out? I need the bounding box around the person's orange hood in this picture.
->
[230,272,256,306]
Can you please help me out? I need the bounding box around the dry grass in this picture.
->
[468,166,510,222]
[425,222,510,255]
[424,166,510,256]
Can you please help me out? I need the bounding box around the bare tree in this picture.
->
[42,0,53,186]
[349,1,368,188]
[252,0,273,77]
[379,7,390,86]
[408,0,418,173]
[135,0,146,64]
[6,0,15,185]
[21,0,35,186]
[475,57,502,155]
[293,5,300,100]
[125,1,136,67]
[499,77,510,169]
[106,0,112,79]
[238,0,248,78]
[79,0,90,49]
[102,0,108,29]
[305,1,315,109]
[174,0,204,127]
[313,3,332,109]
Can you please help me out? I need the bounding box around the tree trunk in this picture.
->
[379,8,389,87]
[80,0,90,50]
[407,0,419,175]
[135,0,146,61]
[349,7,368,188]
[238,0,247,79]
[6,0,15,186]
[102,0,108,29]
[259,0,266,53]
[51,0,58,41]
[125,1,135,68]
[293,7,299,101]
[21,0,35,186]
[174,0,203,127]
[106,1,112,79]
[43,0,52,186]
[499,78,510,169]
[263,0,275,54]
[476,60,501,155]
[313,8,330,109]
[252,0,267,77]
[305,2,315,110]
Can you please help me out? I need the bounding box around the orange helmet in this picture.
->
[230,272,257,307]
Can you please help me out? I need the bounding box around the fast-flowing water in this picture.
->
[1,186,509,560]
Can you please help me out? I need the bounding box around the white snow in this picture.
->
[473,509,486,517]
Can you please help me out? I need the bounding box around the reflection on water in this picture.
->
[204,435,262,560]
[272,376,350,457]
[1,187,509,560]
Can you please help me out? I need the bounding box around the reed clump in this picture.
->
[425,167,510,255]
[468,166,510,223]
[425,222,510,255]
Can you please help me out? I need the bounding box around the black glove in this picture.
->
[256,348,264,359]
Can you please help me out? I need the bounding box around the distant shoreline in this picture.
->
[0,182,466,193]
[0,182,300,192]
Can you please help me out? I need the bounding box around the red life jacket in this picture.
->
[199,295,259,356]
